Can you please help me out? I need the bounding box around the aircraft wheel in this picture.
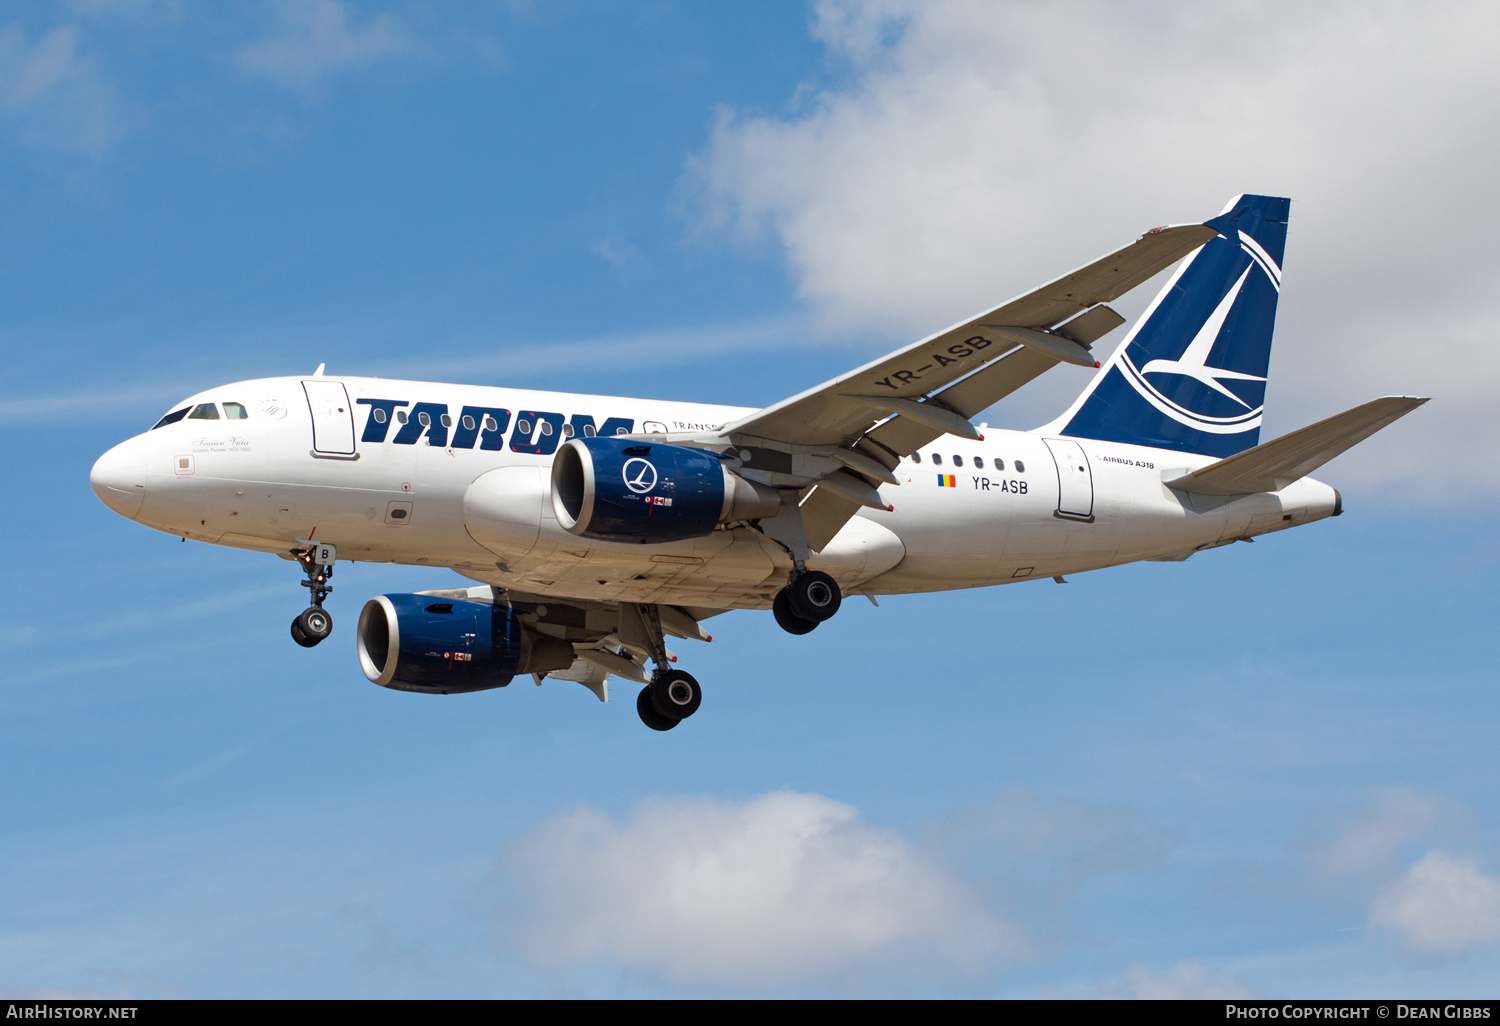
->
[292,606,332,648]
[290,618,316,647]
[773,589,818,635]
[789,570,841,622]
[651,669,702,720]
[637,686,679,731]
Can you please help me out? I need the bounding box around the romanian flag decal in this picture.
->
[937,474,956,487]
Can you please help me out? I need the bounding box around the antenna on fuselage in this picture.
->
[312,363,326,376]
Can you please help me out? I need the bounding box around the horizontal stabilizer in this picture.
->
[1163,396,1428,495]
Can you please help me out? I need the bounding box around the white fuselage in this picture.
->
[90,375,1340,609]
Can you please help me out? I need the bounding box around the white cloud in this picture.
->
[237,0,408,91]
[1369,852,1500,957]
[1309,786,1471,890]
[1306,787,1500,959]
[693,0,1500,496]
[495,790,1027,988]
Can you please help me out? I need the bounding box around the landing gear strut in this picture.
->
[773,569,842,635]
[623,603,704,731]
[290,545,335,648]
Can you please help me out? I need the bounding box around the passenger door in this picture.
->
[303,380,357,458]
[1044,438,1094,520]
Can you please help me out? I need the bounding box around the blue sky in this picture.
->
[3,1,1498,998]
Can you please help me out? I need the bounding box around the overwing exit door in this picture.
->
[1044,438,1094,519]
[303,380,358,458]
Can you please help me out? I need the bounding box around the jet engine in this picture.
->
[356,593,575,694]
[551,437,780,543]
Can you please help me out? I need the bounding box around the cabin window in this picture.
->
[615,427,629,435]
[396,411,408,424]
[188,403,219,420]
[932,453,943,465]
[910,452,921,464]
[372,408,387,424]
[973,457,985,469]
[152,407,190,429]
[223,402,248,420]
[516,419,532,435]
[1015,460,1025,473]
[583,424,597,437]
[461,415,475,431]
[540,420,554,436]
[563,422,575,437]
[440,414,452,428]
[994,458,1005,471]
[953,455,964,467]
[417,412,431,428]
[483,416,498,432]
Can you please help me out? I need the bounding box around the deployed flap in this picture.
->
[1054,304,1127,347]
[1163,396,1428,495]
[721,223,1219,449]
[802,487,862,553]
[860,345,1059,465]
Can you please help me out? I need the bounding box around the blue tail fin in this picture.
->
[1054,194,1290,457]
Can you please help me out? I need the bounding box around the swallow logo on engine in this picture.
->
[622,457,658,494]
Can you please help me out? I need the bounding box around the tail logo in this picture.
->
[1116,231,1280,436]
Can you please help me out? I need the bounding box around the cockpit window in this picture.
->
[223,402,248,420]
[188,403,220,420]
[152,407,190,429]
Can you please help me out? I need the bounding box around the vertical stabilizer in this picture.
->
[1052,195,1290,457]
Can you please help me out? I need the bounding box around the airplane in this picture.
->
[89,194,1426,731]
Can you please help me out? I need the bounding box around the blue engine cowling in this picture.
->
[356,593,574,694]
[551,437,780,543]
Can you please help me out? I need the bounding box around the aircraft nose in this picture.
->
[90,437,148,520]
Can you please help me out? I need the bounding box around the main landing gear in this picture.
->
[637,669,703,732]
[624,603,705,732]
[772,569,842,635]
[290,545,335,648]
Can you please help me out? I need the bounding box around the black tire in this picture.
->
[773,588,818,635]
[637,686,679,731]
[290,617,319,648]
[789,570,841,622]
[295,606,332,645]
[650,669,702,720]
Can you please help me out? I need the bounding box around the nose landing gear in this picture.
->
[290,544,336,648]
[773,569,842,635]
[291,605,333,647]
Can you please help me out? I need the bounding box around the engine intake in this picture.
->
[357,593,574,694]
[551,437,780,543]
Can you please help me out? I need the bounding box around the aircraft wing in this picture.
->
[718,220,1219,551]
[721,222,1219,451]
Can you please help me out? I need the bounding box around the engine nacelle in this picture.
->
[357,593,575,694]
[551,437,780,543]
